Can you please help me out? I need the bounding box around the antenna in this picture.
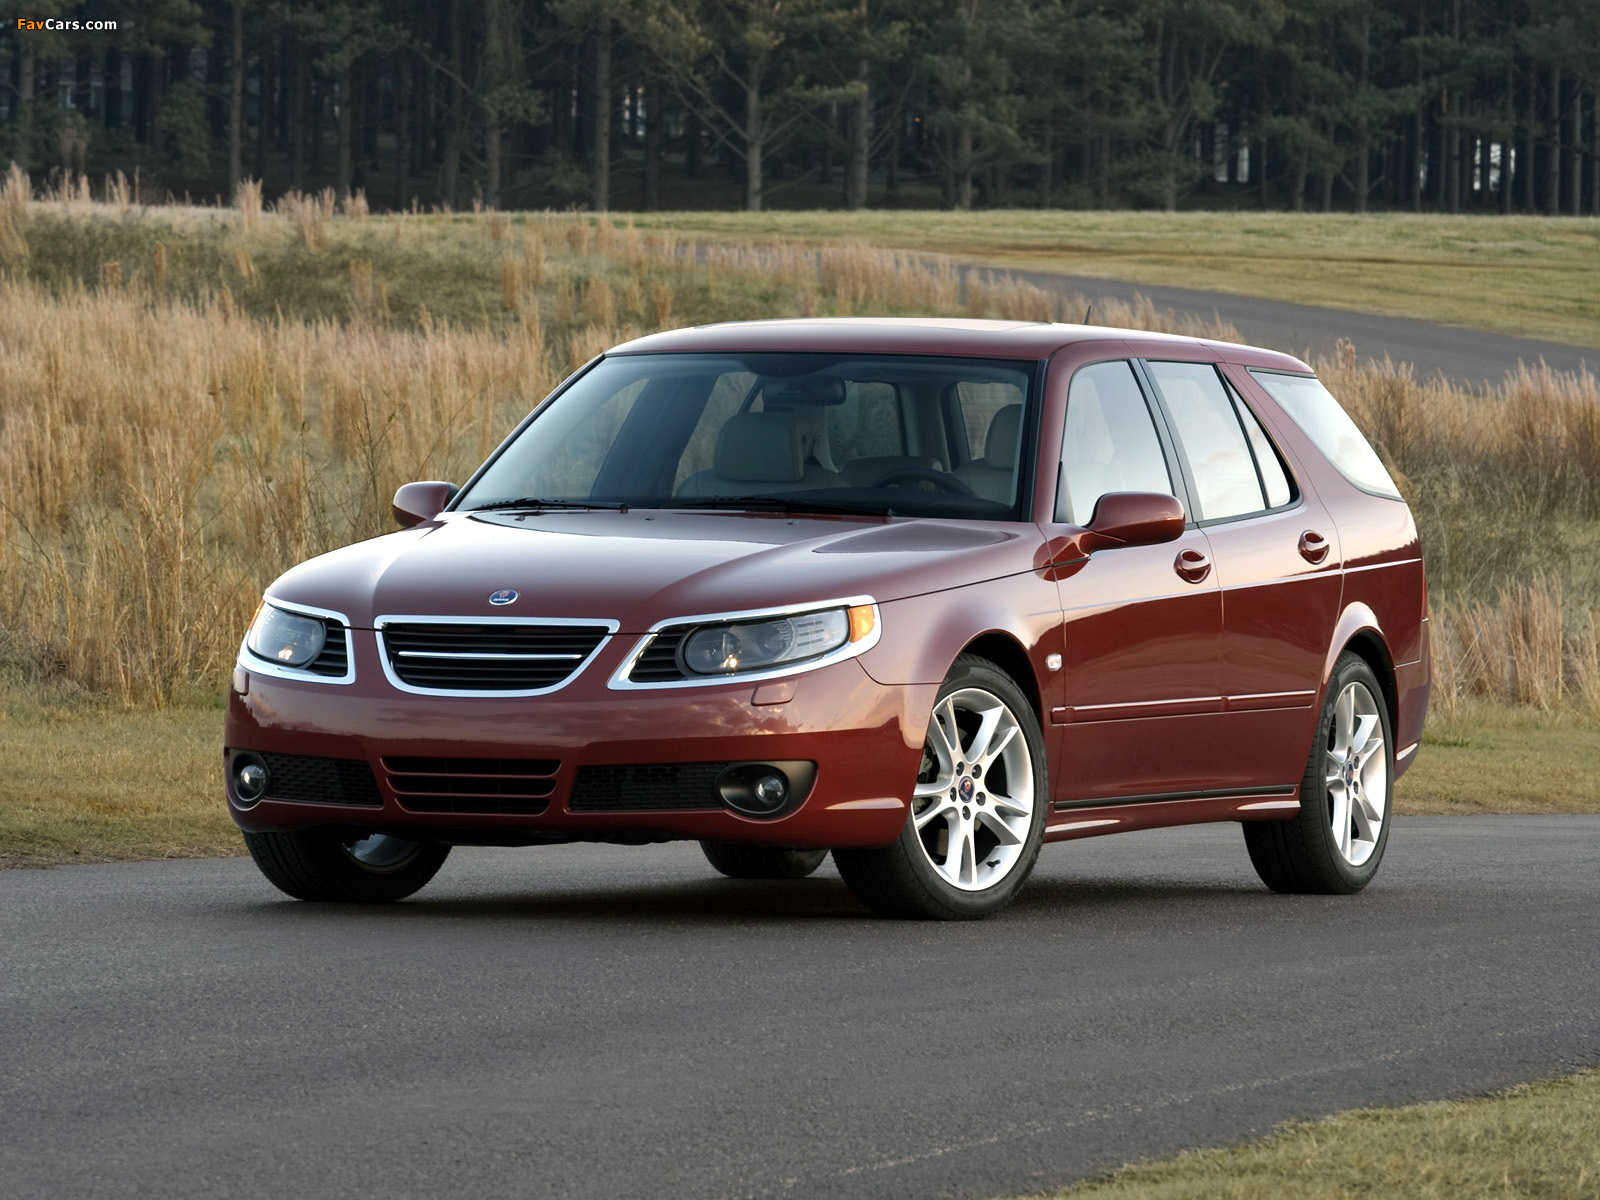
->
[1082,305,1092,325]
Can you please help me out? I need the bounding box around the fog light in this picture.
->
[715,761,815,818]
[234,755,269,806]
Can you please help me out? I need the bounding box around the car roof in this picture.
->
[607,317,1313,373]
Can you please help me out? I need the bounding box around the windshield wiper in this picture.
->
[672,495,895,517]
[465,497,630,513]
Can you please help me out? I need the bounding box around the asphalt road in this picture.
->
[994,267,1597,390]
[3,816,1597,1200]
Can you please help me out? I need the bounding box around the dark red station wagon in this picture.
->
[227,318,1429,918]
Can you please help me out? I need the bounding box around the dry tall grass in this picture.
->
[0,196,1596,713]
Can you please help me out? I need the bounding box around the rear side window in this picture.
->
[1146,361,1265,522]
[1057,361,1174,525]
[1250,370,1401,500]
[1232,387,1294,509]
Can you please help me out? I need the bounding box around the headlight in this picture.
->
[246,603,327,668]
[680,608,852,676]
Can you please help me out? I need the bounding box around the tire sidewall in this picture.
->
[896,656,1047,917]
[1305,655,1394,891]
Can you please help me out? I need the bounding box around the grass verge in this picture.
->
[1021,1069,1600,1200]
[1,693,1592,871]
[626,210,1600,350]
[0,687,235,868]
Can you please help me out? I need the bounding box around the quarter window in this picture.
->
[1057,361,1174,525]
[1147,361,1266,522]
[1249,370,1401,500]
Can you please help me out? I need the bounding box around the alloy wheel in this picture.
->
[910,687,1036,891]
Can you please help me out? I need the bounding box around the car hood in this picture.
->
[267,510,1043,631]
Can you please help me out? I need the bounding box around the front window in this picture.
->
[455,353,1039,520]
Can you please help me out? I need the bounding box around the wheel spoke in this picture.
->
[975,809,1024,846]
[1334,687,1355,754]
[1328,780,1350,857]
[914,797,957,830]
[929,697,961,769]
[963,704,1005,766]
[1352,713,1380,759]
[989,788,1032,817]
[979,722,1019,770]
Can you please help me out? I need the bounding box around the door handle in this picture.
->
[1174,548,1211,583]
[1298,530,1330,564]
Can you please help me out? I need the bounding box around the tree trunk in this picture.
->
[289,40,306,188]
[336,64,354,199]
[846,34,870,210]
[229,2,245,199]
[255,39,273,181]
[1292,152,1308,212]
[1521,71,1536,213]
[395,55,411,207]
[1039,113,1053,206]
[745,76,763,212]
[1545,64,1561,214]
[593,13,611,212]
[644,79,661,210]
[1568,86,1582,216]
[441,0,464,209]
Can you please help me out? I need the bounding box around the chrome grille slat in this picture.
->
[379,621,610,692]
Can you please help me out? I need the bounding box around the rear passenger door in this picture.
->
[1141,360,1344,794]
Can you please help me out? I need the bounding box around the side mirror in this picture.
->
[1083,492,1186,551]
[392,481,459,528]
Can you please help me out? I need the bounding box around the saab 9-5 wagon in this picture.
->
[226,318,1429,919]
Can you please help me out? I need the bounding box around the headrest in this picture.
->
[982,404,1023,469]
[713,411,805,482]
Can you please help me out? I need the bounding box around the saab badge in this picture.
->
[488,589,519,606]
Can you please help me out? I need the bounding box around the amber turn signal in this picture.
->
[847,604,876,643]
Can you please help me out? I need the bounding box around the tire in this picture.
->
[699,841,828,880]
[1243,652,1394,894]
[834,654,1046,919]
[243,829,449,903]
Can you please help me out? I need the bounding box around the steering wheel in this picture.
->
[868,467,978,497]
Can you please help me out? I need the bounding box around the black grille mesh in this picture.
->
[383,757,558,816]
[568,762,730,812]
[628,631,689,682]
[259,752,382,807]
[306,621,349,677]
[381,623,608,691]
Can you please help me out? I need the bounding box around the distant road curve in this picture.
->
[998,267,1596,390]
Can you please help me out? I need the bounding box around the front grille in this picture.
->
[380,622,610,692]
[259,752,382,807]
[383,756,558,815]
[568,762,730,812]
[628,631,689,682]
[306,620,349,677]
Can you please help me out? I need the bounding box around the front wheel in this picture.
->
[243,829,450,902]
[1243,652,1393,894]
[834,655,1046,919]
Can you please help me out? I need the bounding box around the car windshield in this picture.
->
[455,352,1039,520]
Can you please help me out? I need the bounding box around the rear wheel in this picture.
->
[699,841,828,880]
[243,829,449,903]
[834,655,1046,919]
[1244,652,1393,894]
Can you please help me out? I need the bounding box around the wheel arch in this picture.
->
[1326,604,1399,731]
[959,632,1044,728]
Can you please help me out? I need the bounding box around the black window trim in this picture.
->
[1054,355,1197,528]
[1136,358,1303,529]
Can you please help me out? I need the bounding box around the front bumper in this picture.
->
[224,632,932,849]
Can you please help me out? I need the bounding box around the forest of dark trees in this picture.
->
[3,1,1598,214]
